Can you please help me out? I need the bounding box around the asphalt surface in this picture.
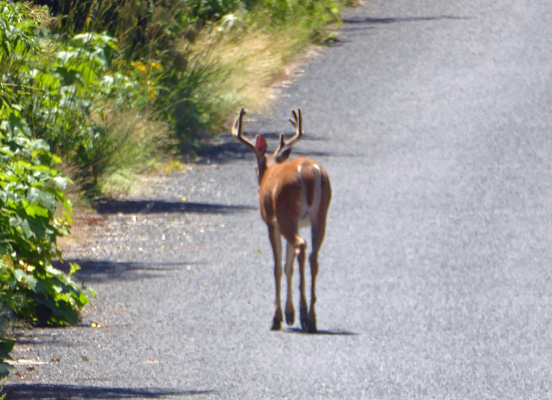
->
[5,0,552,398]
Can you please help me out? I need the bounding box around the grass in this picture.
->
[194,26,316,114]
[26,1,355,199]
[90,107,174,197]
[93,11,341,199]
[155,17,334,146]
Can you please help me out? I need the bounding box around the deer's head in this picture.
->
[231,107,303,184]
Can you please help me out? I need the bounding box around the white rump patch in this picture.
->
[298,163,322,229]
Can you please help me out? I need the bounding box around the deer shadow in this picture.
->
[2,384,215,399]
[285,327,358,336]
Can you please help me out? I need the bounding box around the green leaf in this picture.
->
[0,338,14,360]
[27,188,55,213]
[0,362,14,378]
[19,217,32,238]
[85,284,97,297]
[24,202,49,218]
[69,263,81,275]
[0,337,14,378]
[0,189,7,205]
[14,268,36,290]
[53,176,69,191]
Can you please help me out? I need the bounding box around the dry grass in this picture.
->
[190,26,322,119]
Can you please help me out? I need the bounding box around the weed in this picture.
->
[89,107,174,197]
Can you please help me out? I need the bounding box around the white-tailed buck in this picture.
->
[232,107,331,333]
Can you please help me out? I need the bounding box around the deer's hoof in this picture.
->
[300,314,309,331]
[301,316,317,333]
[271,317,282,331]
[285,310,295,326]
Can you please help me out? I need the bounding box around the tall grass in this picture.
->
[152,0,348,148]
[25,0,353,196]
[184,27,313,121]
[88,107,173,196]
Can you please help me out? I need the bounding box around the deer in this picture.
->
[232,107,331,333]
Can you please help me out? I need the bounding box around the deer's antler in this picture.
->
[232,107,256,153]
[287,108,303,147]
[275,109,303,155]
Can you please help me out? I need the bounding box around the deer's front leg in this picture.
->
[268,225,283,330]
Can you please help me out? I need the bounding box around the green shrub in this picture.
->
[0,338,13,378]
[0,107,92,326]
[0,0,96,376]
[2,1,162,195]
[26,0,347,145]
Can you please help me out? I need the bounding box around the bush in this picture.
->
[0,106,92,326]
[0,96,94,376]
[2,1,165,195]
[0,0,94,377]
[27,0,347,145]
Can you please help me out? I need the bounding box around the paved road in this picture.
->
[6,0,552,398]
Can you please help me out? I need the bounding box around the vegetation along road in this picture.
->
[6,0,552,398]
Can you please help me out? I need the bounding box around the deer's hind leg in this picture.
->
[303,212,328,333]
[279,218,306,329]
[282,234,307,327]
[268,225,283,331]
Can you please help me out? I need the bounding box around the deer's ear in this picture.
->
[276,147,292,163]
[255,135,267,156]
